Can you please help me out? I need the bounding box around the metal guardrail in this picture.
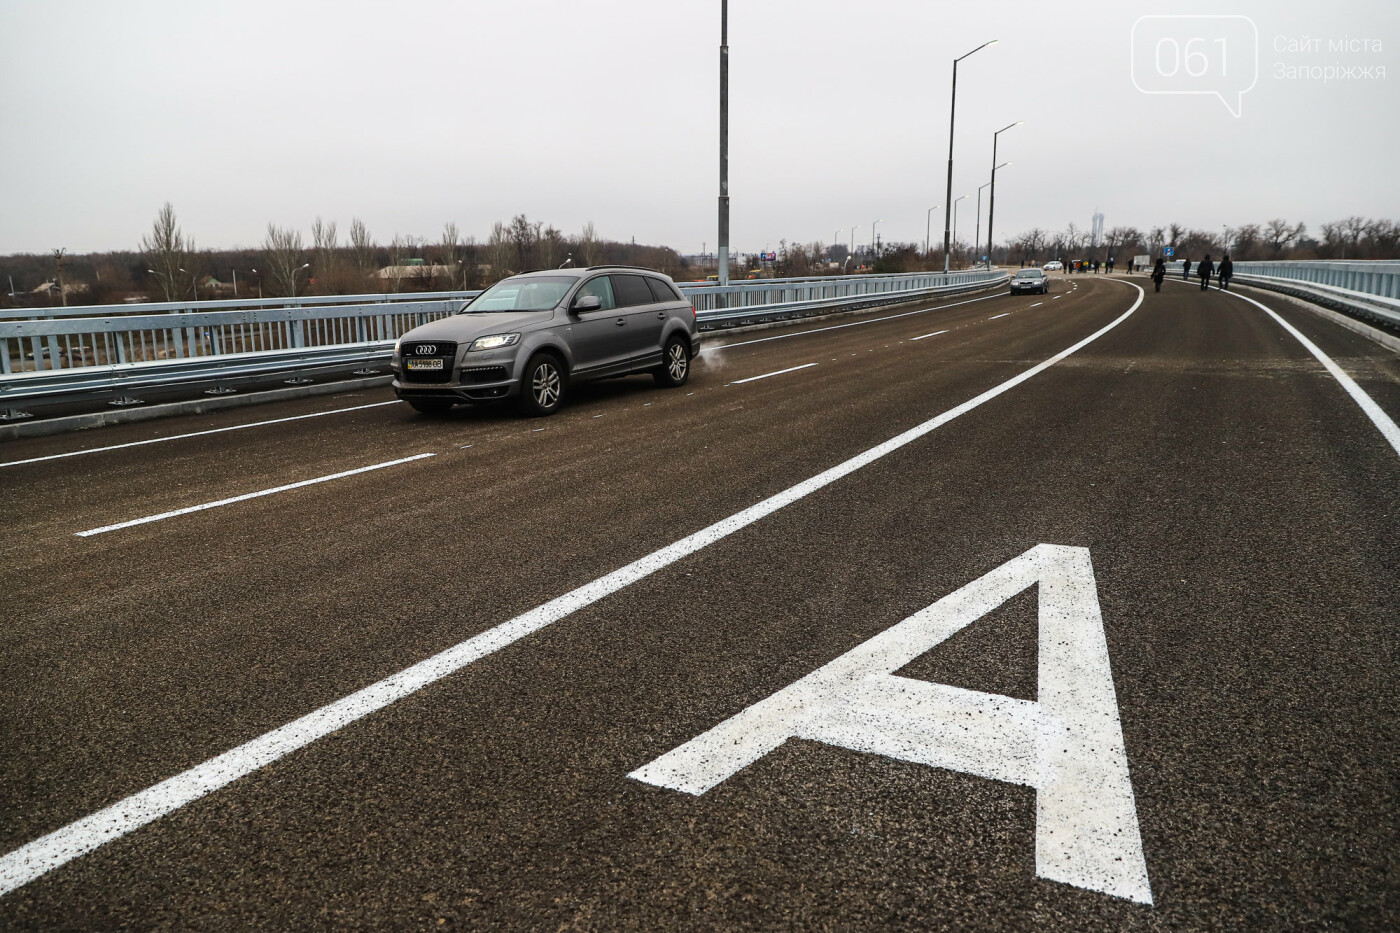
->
[0,270,1007,405]
[1230,260,1400,300]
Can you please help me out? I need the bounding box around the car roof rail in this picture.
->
[584,264,662,273]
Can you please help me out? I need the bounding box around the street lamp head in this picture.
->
[146,269,156,274]
[996,161,1011,171]
[300,263,310,270]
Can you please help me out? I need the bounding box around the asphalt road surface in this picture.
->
[2,274,1397,930]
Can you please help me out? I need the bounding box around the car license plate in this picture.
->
[407,358,444,371]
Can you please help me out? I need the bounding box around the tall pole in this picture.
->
[987,121,1021,272]
[975,182,991,268]
[872,219,882,257]
[925,206,938,256]
[952,195,967,267]
[717,0,729,288]
[943,40,996,275]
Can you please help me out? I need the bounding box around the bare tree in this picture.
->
[348,217,375,279]
[507,214,539,271]
[387,235,408,293]
[1166,223,1186,247]
[437,222,461,290]
[262,223,307,297]
[141,202,192,301]
[1264,218,1305,255]
[486,222,513,281]
[311,217,338,284]
[579,221,600,267]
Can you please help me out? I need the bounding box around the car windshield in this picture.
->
[462,276,575,312]
[1015,270,1044,278]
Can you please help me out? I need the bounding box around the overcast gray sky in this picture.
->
[1,0,1396,255]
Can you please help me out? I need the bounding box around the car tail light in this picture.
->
[690,304,697,319]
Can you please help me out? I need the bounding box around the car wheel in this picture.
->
[518,353,565,416]
[654,335,690,387]
[407,398,454,416]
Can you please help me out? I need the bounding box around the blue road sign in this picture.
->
[1164,247,1175,257]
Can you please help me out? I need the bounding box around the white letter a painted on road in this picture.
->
[629,544,1152,905]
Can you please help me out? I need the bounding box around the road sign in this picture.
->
[1164,247,1175,257]
[632,544,1153,904]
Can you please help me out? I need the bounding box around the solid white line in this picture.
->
[1030,302,1044,308]
[1169,281,1400,458]
[707,291,1006,350]
[74,453,437,537]
[0,401,401,469]
[988,313,1011,320]
[730,363,818,384]
[910,330,950,342]
[0,282,1145,899]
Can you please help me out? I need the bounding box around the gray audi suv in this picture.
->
[391,266,701,416]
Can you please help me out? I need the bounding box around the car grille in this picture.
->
[401,340,457,384]
[460,365,510,384]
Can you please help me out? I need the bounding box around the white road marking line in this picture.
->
[74,454,437,537]
[1053,296,1062,300]
[1174,282,1400,459]
[731,363,818,384]
[708,291,1006,350]
[910,330,950,341]
[0,283,1146,899]
[632,544,1152,904]
[1030,302,1044,308]
[0,401,401,470]
[988,313,1011,320]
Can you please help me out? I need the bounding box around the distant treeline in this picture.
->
[1,206,685,308]
[4,205,1397,308]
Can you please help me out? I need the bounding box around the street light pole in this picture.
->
[871,219,883,258]
[850,225,860,267]
[975,182,991,268]
[290,262,310,298]
[943,40,997,274]
[717,0,730,287]
[951,195,968,268]
[925,206,939,256]
[986,121,1022,272]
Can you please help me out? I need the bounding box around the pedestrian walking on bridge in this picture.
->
[1151,257,1166,292]
[1218,254,1234,290]
[1182,258,1192,281]
[1198,255,1215,290]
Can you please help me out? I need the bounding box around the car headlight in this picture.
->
[468,333,521,351]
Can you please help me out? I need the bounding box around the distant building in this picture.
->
[373,264,456,281]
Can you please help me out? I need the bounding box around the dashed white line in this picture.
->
[707,291,1007,351]
[910,330,950,341]
[731,363,818,384]
[1030,302,1043,308]
[988,313,1011,320]
[74,453,437,537]
[0,283,1147,899]
[0,401,402,470]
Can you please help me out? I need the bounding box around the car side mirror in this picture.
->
[572,295,602,313]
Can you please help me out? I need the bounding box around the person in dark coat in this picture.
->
[1182,258,1192,280]
[1151,257,1167,292]
[1218,254,1234,290]
[1198,254,1215,290]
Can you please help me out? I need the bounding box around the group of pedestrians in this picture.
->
[1148,254,1234,293]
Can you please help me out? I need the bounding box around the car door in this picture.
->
[568,275,625,373]
[611,274,664,365]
